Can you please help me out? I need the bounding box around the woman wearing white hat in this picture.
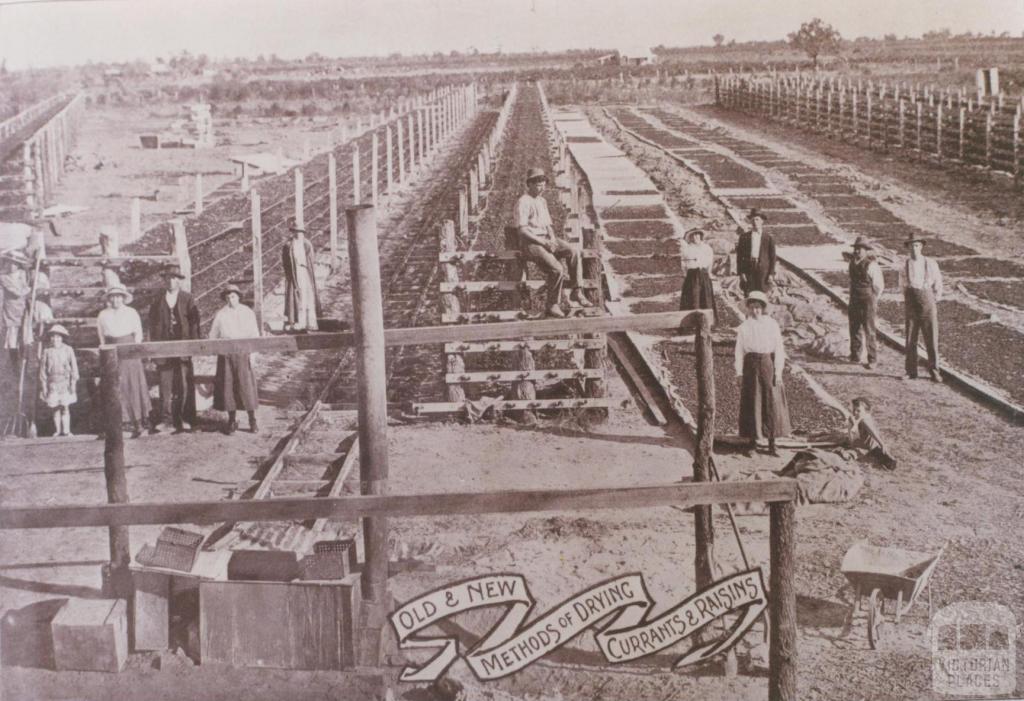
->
[734,291,792,457]
[38,324,79,436]
[679,228,718,324]
[1,250,31,367]
[208,284,260,434]
[97,285,150,438]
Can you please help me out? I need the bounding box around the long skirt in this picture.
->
[214,353,258,412]
[679,268,718,324]
[108,334,151,423]
[739,352,792,441]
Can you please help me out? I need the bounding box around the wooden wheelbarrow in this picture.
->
[841,540,945,649]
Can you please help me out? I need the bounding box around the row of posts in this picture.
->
[21,94,85,213]
[246,83,480,330]
[718,75,1022,185]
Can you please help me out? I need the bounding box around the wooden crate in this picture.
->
[51,598,128,673]
[199,575,360,670]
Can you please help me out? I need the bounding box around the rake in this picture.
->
[3,254,42,438]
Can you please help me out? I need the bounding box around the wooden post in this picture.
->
[171,219,191,292]
[769,500,797,701]
[936,103,943,160]
[99,348,131,597]
[130,197,141,241]
[439,221,465,403]
[468,168,479,215]
[407,113,416,172]
[328,153,338,267]
[352,146,361,204]
[397,119,406,183]
[371,132,379,207]
[959,107,966,161]
[251,191,264,331]
[293,168,304,228]
[458,186,469,239]
[385,126,394,195]
[985,112,994,169]
[417,109,426,163]
[345,205,390,660]
[693,314,715,592]
[865,93,872,147]
[916,101,923,156]
[851,91,858,139]
[582,227,606,408]
[898,99,906,148]
[1013,112,1021,187]
[194,173,203,215]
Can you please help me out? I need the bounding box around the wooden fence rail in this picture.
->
[717,74,1023,186]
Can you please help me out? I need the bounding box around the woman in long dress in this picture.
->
[734,291,792,457]
[38,324,79,436]
[679,228,718,324]
[97,285,150,438]
[208,284,260,434]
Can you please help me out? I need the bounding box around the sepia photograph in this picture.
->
[0,0,1022,699]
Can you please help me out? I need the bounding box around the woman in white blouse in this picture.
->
[734,291,792,457]
[208,284,260,434]
[97,285,150,438]
[679,229,718,324]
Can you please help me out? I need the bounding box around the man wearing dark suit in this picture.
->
[148,265,200,432]
[735,208,777,296]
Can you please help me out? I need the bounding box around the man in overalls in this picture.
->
[847,236,884,369]
[898,237,943,382]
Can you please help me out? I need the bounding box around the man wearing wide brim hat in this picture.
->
[735,208,776,296]
[282,223,321,331]
[898,235,943,381]
[679,228,719,324]
[847,236,885,370]
[0,250,31,365]
[148,264,200,432]
[734,290,792,457]
[514,167,591,318]
[209,283,261,434]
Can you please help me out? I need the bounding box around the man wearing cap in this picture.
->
[148,266,200,432]
[735,208,777,296]
[734,290,792,457]
[898,237,943,382]
[209,284,260,434]
[847,236,884,369]
[282,225,321,332]
[0,251,31,367]
[514,167,591,318]
[679,228,717,323]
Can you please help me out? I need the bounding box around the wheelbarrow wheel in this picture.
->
[868,588,885,649]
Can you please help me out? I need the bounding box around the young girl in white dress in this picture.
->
[38,324,79,436]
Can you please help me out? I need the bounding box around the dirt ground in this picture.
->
[1,93,1023,701]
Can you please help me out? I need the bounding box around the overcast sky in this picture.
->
[0,0,1019,69]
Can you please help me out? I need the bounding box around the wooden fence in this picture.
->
[717,74,1023,186]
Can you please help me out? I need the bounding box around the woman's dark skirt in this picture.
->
[214,353,258,412]
[679,268,718,324]
[739,352,792,440]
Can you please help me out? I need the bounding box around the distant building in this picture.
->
[592,48,655,67]
[228,153,301,178]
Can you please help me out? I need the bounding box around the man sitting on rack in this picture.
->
[514,167,591,318]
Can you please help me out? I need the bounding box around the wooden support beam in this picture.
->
[99,348,130,597]
[412,398,613,414]
[439,221,465,403]
[396,119,405,183]
[0,480,798,529]
[439,279,598,293]
[346,204,390,619]
[328,153,339,265]
[444,339,605,353]
[385,126,394,195]
[606,333,665,425]
[440,249,599,263]
[44,255,178,268]
[371,132,379,207]
[769,500,798,701]
[693,313,716,596]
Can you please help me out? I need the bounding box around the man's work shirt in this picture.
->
[749,229,762,260]
[514,193,553,244]
[898,256,943,298]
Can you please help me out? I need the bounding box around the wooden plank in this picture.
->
[439,279,598,293]
[44,255,177,268]
[443,339,605,353]
[199,577,359,670]
[446,368,602,383]
[411,398,613,414]
[110,310,712,360]
[282,452,347,469]
[439,249,599,263]
[442,308,602,324]
[606,332,667,425]
[311,440,360,535]
[254,401,323,500]
[0,480,799,529]
[132,570,170,651]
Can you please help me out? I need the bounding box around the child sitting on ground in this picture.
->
[846,397,897,470]
[38,324,78,436]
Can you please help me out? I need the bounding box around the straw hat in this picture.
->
[220,283,242,301]
[525,167,548,183]
[105,284,133,303]
[745,290,769,307]
[47,324,70,338]
[1,250,30,267]
[685,229,706,243]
